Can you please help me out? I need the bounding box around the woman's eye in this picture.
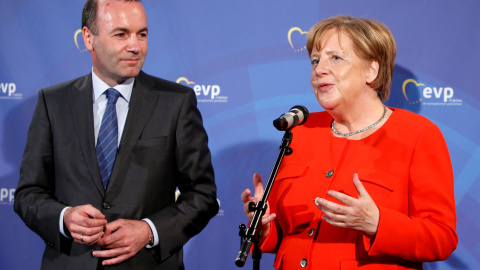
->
[332,55,341,60]
[311,59,319,65]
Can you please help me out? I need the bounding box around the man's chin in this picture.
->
[120,68,142,79]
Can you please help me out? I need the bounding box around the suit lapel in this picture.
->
[69,74,106,196]
[106,72,159,192]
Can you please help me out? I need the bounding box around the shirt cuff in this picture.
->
[142,218,159,248]
[59,206,71,238]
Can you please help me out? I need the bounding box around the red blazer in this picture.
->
[261,108,457,270]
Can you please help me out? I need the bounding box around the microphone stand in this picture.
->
[235,130,294,269]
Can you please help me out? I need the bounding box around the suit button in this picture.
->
[102,202,111,209]
[307,228,315,237]
[300,258,308,267]
[326,170,334,178]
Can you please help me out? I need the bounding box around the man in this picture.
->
[13,0,218,269]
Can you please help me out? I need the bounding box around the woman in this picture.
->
[241,15,457,269]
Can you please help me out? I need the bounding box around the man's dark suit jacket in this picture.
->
[14,71,219,269]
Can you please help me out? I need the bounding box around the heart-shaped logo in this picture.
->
[176,77,195,85]
[74,29,87,53]
[402,79,424,104]
[288,27,308,52]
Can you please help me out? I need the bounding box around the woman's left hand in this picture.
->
[314,173,379,237]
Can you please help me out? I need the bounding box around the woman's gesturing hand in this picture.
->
[240,173,277,238]
[315,173,379,237]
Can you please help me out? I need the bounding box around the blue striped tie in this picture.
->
[96,88,121,189]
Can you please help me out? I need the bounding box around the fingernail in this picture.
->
[314,197,321,206]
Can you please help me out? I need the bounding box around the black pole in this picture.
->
[235,131,293,268]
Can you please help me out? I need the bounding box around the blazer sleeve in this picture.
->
[147,90,219,260]
[367,123,458,261]
[13,89,69,252]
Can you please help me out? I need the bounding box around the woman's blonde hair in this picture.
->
[307,15,396,102]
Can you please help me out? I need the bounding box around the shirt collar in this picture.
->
[92,69,134,103]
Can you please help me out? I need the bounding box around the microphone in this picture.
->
[273,105,309,131]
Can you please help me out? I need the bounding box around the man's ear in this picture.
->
[82,26,94,51]
[366,60,379,84]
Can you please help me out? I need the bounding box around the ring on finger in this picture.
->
[80,235,84,242]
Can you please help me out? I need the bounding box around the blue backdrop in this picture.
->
[1,1,479,269]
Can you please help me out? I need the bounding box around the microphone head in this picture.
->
[290,105,309,125]
[273,117,288,130]
[273,105,309,131]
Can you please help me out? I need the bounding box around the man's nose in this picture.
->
[126,36,141,54]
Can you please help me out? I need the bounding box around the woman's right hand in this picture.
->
[240,173,277,238]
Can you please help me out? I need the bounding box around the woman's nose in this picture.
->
[313,60,328,77]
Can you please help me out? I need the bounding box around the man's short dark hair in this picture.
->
[82,0,142,35]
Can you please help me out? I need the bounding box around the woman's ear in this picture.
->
[366,60,379,84]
